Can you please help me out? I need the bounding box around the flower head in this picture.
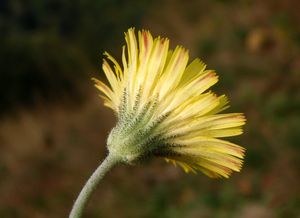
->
[93,28,246,178]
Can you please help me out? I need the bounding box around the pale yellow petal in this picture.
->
[102,60,119,92]
[155,46,189,98]
[168,113,245,138]
[178,58,206,87]
[157,70,219,114]
[92,78,114,100]
[103,52,123,80]
[142,37,169,100]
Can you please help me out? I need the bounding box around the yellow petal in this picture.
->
[178,58,206,88]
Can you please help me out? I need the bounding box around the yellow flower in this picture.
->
[93,28,246,178]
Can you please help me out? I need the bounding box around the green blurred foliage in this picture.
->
[0,0,150,113]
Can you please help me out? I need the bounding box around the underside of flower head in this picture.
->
[93,28,246,178]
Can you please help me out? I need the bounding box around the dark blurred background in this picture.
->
[0,0,299,217]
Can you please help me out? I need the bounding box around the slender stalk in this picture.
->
[69,153,120,218]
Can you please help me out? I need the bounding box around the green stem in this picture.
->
[69,153,119,218]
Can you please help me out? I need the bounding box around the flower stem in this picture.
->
[69,153,119,218]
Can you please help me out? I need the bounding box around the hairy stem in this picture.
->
[69,153,119,218]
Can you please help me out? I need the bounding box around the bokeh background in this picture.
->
[1,0,300,217]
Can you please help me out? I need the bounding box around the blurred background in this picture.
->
[0,0,300,217]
